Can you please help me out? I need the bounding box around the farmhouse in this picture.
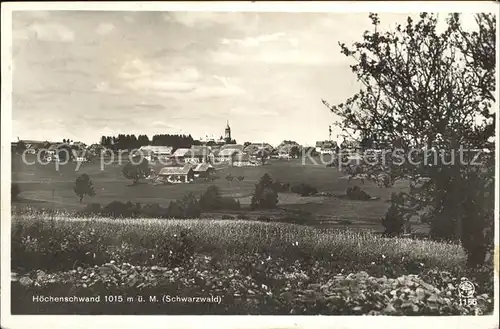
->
[72,150,88,162]
[232,153,255,167]
[46,143,60,155]
[139,145,173,156]
[172,148,191,159]
[220,144,244,151]
[214,148,241,163]
[315,140,338,155]
[185,146,211,164]
[158,164,194,184]
[161,157,185,167]
[243,143,274,156]
[136,149,155,162]
[192,163,215,178]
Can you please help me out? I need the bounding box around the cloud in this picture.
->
[27,22,75,42]
[136,103,165,110]
[230,107,278,117]
[165,12,260,31]
[221,32,286,47]
[124,15,135,24]
[210,48,338,65]
[117,59,245,99]
[95,22,115,35]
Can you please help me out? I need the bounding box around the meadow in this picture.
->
[11,213,493,315]
[12,154,415,231]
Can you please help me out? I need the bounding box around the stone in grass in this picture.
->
[383,303,398,314]
[99,266,114,277]
[416,287,426,300]
[19,277,34,287]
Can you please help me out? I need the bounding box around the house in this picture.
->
[243,143,274,156]
[139,145,173,157]
[160,157,185,167]
[72,150,88,162]
[315,140,338,155]
[71,141,87,150]
[232,153,255,167]
[192,163,215,178]
[185,146,211,164]
[47,143,61,155]
[135,149,155,162]
[157,164,194,184]
[220,144,244,151]
[172,148,191,159]
[214,148,241,164]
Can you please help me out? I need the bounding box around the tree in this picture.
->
[289,146,301,158]
[122,156,150,184]
[382,193,405,236]
[177,193,201,218]
[15,141,26,154]
[251,173,278,210]
[74,174,96,203]
[323,13,495,268]
[199,185,223,211]
[12,183,21,201]
[243,142,251,147]
[256,149,270,165]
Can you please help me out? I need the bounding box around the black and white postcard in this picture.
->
[1,1,498,329]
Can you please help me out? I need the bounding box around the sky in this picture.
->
[11,10,482,146]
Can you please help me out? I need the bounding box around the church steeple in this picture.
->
[225,120,231,140]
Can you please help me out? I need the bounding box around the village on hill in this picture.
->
[11,120,370,185]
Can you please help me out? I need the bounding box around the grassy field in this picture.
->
[12,214,493,315]
[12,154,418,232]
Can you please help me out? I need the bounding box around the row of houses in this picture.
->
[13,137,304,165]
[12,140,99,162]
[139,143,275,167]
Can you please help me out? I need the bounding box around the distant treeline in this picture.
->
[100,134,195,151]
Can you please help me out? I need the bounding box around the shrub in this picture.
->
[199,185,222,211]
[339,219,353,225]
[291,183,318,196]
[278,215,307,225]
[271,181,290,193]
[102,201,132,218]
[346,186,371,201]
[73,174,96,203]
[221,215,234,220]
[82,203,101,215]
[220,197,241,210]
[12,183,21,201]
[252,188,278,210]
[199,185,240,211]
[167,201,184,218]
[237,214,250,220]
[122,156,150,184]
[251,174,279,210]
[257,215,271,222]
[174,193,202,219]
[141,203,167,218]
[382,193,405,236]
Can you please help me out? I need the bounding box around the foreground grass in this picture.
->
[12,214,465,273]
[12,214,493,315]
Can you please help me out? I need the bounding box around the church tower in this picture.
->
[225,120,231,140]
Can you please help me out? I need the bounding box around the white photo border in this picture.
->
[1,1,499,329]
